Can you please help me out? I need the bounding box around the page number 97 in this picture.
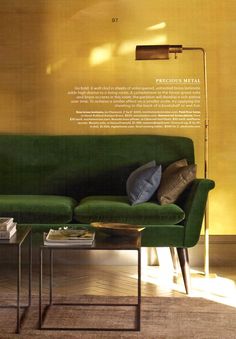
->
[112,18,119,22]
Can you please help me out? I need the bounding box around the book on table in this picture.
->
[0,221,17,239]
[44,229,95,246]
[0,217,14,231]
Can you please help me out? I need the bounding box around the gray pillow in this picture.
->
[157,159,196,205]
[126,161,162,205]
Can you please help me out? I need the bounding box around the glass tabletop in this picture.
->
[42,230,141,250]
[0,225,31,246]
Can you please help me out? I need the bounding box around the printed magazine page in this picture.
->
[0,0,235,336]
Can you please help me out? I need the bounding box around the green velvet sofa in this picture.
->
[0,134,215,293]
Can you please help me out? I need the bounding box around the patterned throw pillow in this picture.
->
[157,159,196,205]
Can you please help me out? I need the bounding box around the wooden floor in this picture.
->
[1,263,236,302]
[0,263,236,338]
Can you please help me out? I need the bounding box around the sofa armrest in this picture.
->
[177,178,215,247]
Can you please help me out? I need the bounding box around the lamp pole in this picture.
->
[136,45,210,275]
[183,47,209,275]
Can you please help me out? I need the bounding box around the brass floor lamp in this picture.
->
[135,45,210,275]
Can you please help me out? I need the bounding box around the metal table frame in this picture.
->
[0,226,32,334]
[39,234,141,331]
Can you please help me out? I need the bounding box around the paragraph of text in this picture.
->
[68,81,202,129]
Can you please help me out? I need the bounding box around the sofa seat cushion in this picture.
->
[0,195,77,223]
[74,196,185,225]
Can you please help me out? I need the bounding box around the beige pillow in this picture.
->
[161,159,188,177]
[157,159,196,205]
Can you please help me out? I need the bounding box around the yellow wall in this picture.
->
[0,0,235,234]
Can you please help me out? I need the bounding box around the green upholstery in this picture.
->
[177,179,215,247]
[74,195,185,225]
[0,134,214,249]
[0,135,194,199]
[141,225,185,247]
[0,195,76,223]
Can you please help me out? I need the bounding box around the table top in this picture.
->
[42,230,141,250]
[0,225,31,246]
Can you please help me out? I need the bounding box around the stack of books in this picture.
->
[44,228,95,247]
[0,217,17,239]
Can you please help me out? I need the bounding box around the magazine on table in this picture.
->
[44,228,95,246]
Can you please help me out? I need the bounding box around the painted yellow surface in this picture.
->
[0,0,235,234]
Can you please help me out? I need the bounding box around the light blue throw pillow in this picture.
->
[126,161,162,205]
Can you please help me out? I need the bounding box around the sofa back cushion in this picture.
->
[0,135,194,200]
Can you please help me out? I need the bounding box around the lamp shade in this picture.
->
[136,45,183,60]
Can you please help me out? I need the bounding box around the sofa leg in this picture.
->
[170,247,179,283]
[177,248,191,294]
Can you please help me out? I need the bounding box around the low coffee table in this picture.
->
[0,225,32,333]
[39,228,141,331]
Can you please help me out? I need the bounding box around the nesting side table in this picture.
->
[0,225,32,333]
[39,230,141,331]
